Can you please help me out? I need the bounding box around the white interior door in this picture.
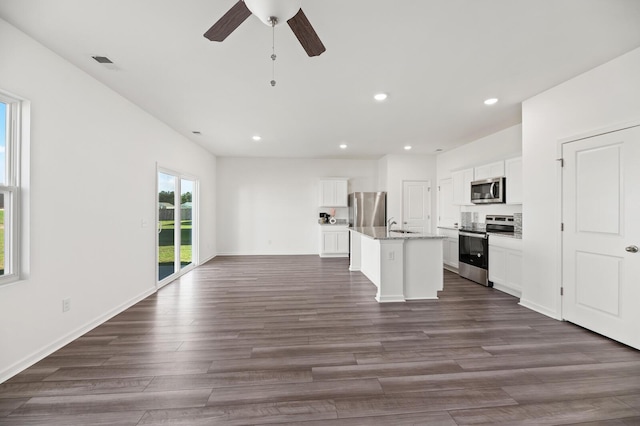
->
[562,125,640,350]
[403,180,431,233]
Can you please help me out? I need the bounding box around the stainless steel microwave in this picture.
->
[471,177,505,204]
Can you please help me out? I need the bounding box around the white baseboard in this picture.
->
[215,252,318,256]
[0,286,156,383]
[519,298,561,320]
[375,294,405,303]
[492,283,522,298]
[405,296,439,301]
[200,253,217,264]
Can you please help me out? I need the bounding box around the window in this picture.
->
[0,92,23,285]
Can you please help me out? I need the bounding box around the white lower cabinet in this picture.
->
[438,228,459,271]
[488,235,522,297]
[320,226,349,257]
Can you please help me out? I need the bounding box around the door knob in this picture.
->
[626,245,639,253]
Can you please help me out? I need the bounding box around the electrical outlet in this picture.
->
[62,298,71,312]
[388,251,395,261]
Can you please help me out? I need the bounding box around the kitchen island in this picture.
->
[349,227,446,302]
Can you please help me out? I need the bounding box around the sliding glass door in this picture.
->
[158,170,197,285]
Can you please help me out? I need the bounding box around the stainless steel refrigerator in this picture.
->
[348,192,387,227]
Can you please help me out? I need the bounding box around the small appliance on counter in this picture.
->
[318,212,330,224]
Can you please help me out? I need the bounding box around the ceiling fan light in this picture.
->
[244,0,302,26]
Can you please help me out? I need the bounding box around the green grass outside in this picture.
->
[158,219,192,264]
[158,244,192,264]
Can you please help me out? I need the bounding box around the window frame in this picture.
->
[0,92,23,286]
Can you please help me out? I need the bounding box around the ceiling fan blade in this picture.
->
[204,0,252,42]
[287,8,326,57]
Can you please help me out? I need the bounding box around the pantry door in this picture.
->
[562,124,640,349]
[402,180,431,233]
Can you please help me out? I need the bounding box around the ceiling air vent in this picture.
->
[92,56,113,64]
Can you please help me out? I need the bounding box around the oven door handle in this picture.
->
[459,231,487,239]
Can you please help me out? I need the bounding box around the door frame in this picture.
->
[558,119,640,321]
[156,164,199,289]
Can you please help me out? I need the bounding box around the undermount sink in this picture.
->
[390,229,416,234]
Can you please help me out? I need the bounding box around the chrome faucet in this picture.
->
[387,217,397,230]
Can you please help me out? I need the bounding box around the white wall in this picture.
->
[216,158,378,255]
[0,18,217,382]
[436,124,523,224]
[380,155,438,233]
[521,47,640,319]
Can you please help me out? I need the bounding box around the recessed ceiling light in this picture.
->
[192,131,201,135]
[435,148,443,152]
[404,145,412,150]
[484,98,498,105]
[252,135,262,141]
[374,93,388,101]
[339,144,348,149]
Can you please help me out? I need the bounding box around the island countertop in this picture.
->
[350,226,446,240]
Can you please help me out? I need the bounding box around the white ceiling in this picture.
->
[2,1,640,159]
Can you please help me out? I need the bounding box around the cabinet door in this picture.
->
[442,238,459,268]
[488,245,506,283]
[438,178,459,226]
[319,181,335,206]
[319,180,348,207]
[336,231,349,253]
[452,169,474,205]
[322,232,338,253]
[334,180,348,207]
[506,250,522,290]
[442,239,451,265]
[475,161,505,180]
[449,239,459,268]
[505,157,523,204]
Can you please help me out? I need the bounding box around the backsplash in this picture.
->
[514,212,522,235]
[460,212,479,228]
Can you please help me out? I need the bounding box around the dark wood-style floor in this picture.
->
[1,256,639,425]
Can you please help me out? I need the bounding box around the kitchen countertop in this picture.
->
[437,225,459,231]
[319,219,348,226]
[350,226,446,240]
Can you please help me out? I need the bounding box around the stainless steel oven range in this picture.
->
[458,215,514,286]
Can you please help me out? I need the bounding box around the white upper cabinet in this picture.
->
[505,157,523,204]
[319,179,348,207]
[438,178,459,226]
[452,168,474,205]
[474,160,505,180]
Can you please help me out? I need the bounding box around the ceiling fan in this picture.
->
[203,0,326,57]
